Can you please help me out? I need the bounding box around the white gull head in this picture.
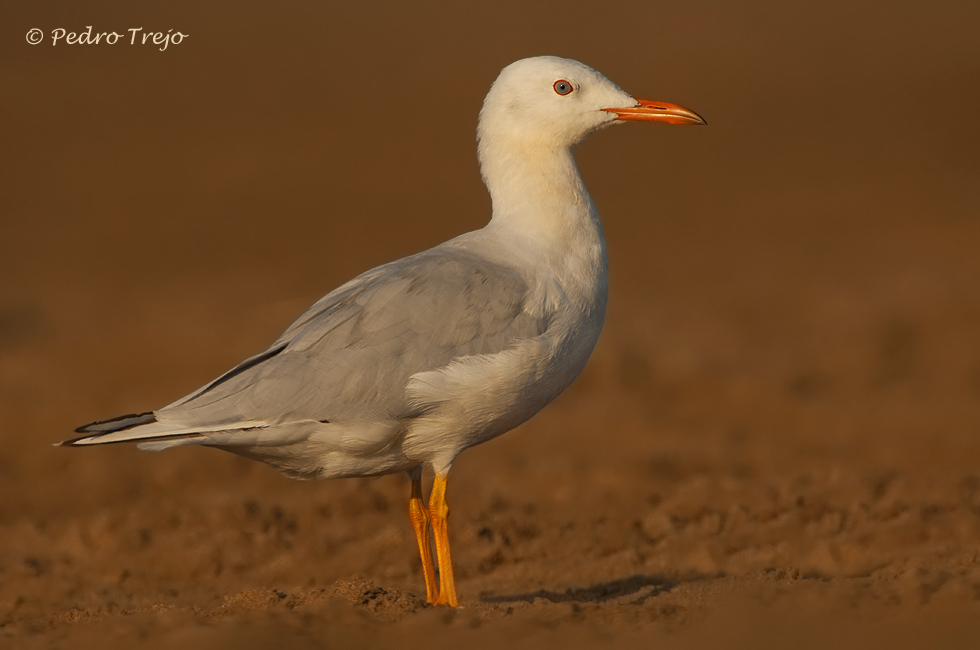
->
[475,56,705,230]
[477,56,637,154]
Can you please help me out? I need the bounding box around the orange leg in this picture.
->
[429,473,458,607]
[408,469,438,603]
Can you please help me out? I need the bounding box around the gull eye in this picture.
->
[553,80,573,96]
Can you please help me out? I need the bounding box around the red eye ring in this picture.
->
[553,79,574,96]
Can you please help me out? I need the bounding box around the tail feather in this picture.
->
[60,430,208,448]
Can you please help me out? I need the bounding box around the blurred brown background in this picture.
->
[2,1,979,648]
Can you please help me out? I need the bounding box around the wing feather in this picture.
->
[158,246,549,428]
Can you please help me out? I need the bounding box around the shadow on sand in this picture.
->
[482,574,677,605]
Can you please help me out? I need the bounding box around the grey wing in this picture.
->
[158,247,550,427]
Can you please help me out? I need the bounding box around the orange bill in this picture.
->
[603,99,706,125]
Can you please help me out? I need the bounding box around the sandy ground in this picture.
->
[3,1,980,647]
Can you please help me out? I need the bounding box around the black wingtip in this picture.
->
[74,411,156,434]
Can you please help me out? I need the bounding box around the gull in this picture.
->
[61,56,705,607]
